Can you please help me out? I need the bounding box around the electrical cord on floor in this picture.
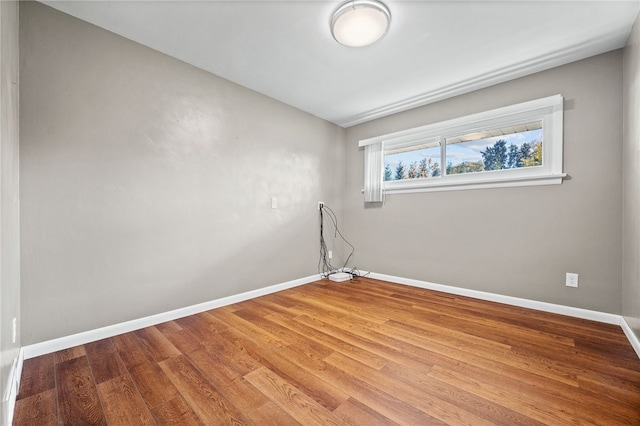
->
[345,266,369,280]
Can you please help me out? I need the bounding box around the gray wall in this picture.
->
[20,2,345,345]
[0,0,20,423]
[344,51,623,314]
[623,13,640,340]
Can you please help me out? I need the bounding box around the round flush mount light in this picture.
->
[330,0,391,47]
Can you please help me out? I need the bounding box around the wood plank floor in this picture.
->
[14,277,640,425]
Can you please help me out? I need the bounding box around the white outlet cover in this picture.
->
[566,273,579,288]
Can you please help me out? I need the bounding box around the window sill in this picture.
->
[364,173,566,195]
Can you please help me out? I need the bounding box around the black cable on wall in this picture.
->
[318,204,366,281]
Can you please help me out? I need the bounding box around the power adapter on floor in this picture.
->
[328,272,351,282]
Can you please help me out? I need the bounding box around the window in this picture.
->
[360,95,564,197]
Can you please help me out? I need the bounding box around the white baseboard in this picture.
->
[620,317,640,359]
[20,271,640,362]
[368,272,621,324]
[22,274,320,360]
[3,348,24,426]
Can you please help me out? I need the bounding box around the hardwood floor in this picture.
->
[14,277,640,425]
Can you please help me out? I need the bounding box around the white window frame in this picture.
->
[359,95,565,195]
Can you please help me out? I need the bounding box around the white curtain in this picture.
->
[364,142,384,203]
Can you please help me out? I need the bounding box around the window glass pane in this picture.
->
[384,144,441,181]
[445,123,542,175]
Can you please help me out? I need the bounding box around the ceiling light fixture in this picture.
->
[330,0,391,47]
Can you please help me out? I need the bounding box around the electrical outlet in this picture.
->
[566,273,579,288]
[271,197,277,209]
[318,201,324,210]
[328,250,333,259]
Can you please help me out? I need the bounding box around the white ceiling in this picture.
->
[41,1,640,127]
